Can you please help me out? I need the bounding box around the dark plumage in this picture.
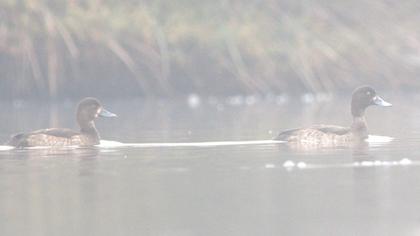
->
[274,86,392,146]
[7,97,117,148]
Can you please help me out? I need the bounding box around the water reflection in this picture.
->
[5,147,100,159]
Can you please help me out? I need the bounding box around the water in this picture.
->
[1,95,420,236]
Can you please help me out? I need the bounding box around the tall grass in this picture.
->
[1,0,420,98]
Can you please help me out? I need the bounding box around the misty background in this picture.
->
[1,0,419,100]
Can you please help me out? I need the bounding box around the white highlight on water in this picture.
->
[187,94,201,108]
[284,158,416,171]
[283,160,295,168]
[366,135,394,143]
[98,139,284,148]
[265,164,275,168]
[0,145,15,151]
[282,161,307,170]
[354,158,413,167]
[297,162,307,168]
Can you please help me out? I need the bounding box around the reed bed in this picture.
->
[1,0,420,99]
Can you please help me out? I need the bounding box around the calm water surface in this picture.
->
[1,95,420,236]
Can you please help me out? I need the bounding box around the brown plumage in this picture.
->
[7,97,117,148]
[274,86,392,146]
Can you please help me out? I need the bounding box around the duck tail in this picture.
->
[274,128,299,141]
[6,133,25,147]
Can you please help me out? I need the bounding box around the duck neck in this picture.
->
[79,121,100,140]
[350,115,368,140]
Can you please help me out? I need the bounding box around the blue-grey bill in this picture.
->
[99,108,117,117]
[373,96,392,107]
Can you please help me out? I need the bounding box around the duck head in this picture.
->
[77,97,117,130]
[351,86,392,117]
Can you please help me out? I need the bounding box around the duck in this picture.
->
[7,97,117,147]
[274,86,392,146]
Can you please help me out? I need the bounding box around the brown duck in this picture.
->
[274,86,392,146]
[7,97,117,147]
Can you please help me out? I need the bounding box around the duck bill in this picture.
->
[98,108,117,118]
[372,95,392,107]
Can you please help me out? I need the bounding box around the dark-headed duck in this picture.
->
[274,86,391,145]
[7,97,117,147]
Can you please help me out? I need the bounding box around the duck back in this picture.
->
[7,128,99,147]
[275,125,353,145]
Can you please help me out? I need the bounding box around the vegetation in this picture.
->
[1,0,420,99]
